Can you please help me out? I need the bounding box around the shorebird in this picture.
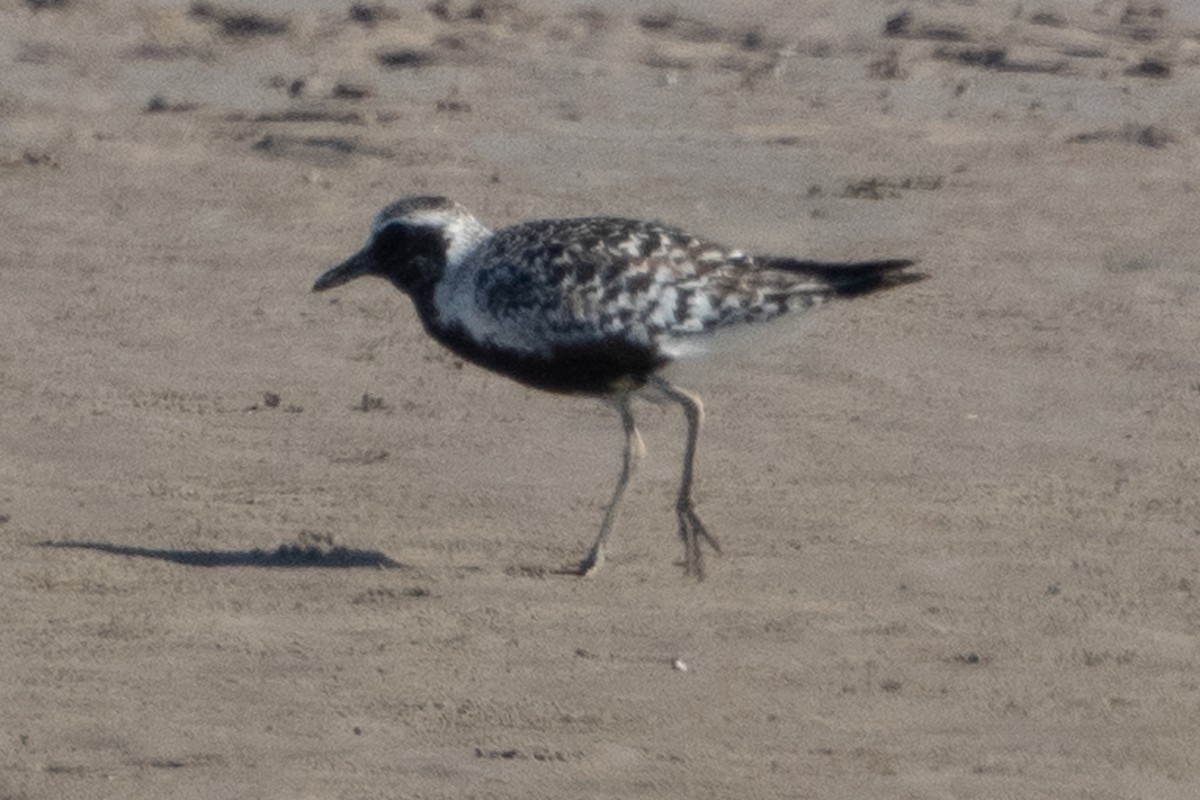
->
[313,196,920,578]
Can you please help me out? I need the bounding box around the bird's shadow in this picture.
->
[39,540,406,569]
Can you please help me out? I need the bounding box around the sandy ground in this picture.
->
[3,0,1200,797]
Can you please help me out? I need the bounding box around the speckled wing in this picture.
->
[466,217,834,354]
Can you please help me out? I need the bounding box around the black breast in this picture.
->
[429,326,667,395]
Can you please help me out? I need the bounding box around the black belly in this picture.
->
[434,328,668,395]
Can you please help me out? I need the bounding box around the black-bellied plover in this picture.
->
[313,196,921,578]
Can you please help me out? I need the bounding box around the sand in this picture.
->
[3,1,1200,797]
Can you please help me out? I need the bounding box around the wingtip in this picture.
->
[851,258,919,273]
[888,269,928,286]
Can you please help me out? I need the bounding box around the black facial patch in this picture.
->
[370,224,447,294]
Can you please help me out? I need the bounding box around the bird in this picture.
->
[313,195,921,578]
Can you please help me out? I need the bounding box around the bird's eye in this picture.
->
[371,224,412,262]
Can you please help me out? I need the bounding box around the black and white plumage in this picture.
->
[313,195,921,578]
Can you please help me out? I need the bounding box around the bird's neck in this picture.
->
[443,217,492,267]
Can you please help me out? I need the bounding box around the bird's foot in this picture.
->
[574,544,605,578]
[677,502,720,580]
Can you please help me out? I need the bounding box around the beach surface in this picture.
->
[3,1,1200,797]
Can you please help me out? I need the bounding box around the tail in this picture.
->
[760,257,923,297]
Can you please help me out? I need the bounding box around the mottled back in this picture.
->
[434,216,858,359]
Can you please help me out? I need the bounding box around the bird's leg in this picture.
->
[648,376,721,579]
[579,396,643,576]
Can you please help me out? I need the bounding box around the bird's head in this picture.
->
[313,196,490,295]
